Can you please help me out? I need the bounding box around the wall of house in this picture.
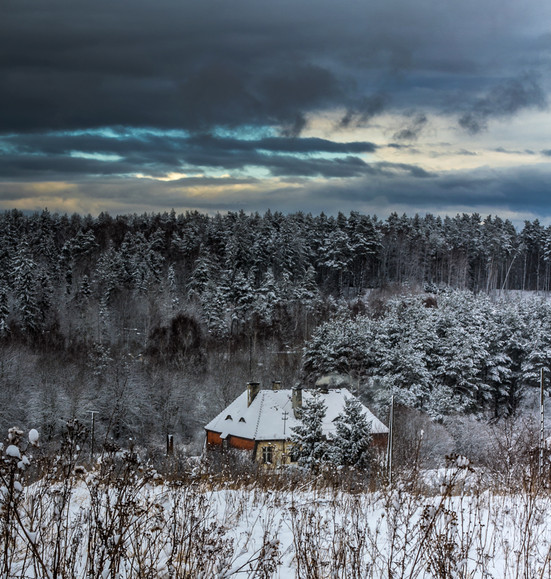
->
[255,440,296,467]
[206,430,223,445]
[227,435,255,451]
[372,433,389,450]
[206,431,255,451]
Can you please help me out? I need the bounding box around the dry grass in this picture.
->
[3,424,551,577]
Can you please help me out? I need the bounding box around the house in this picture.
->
[204,381,389,466]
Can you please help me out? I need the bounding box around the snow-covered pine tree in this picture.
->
[11,242,41,334]
[329,395,372,470]
[289,390,328,472]
[0,281,9,337]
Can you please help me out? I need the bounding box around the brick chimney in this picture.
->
[247,381,261,407]
[292,385,302,418]
[272,380,281,391]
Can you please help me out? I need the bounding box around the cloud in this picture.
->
[459,73,547,134]
[1,162,551,228]
[0,131,382,181]
[1,0,551,221]
[186,135,378,155]
[3,0,546,137]
[393,112,428,141]
[339,94,390,128]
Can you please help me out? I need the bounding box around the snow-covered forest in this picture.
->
[1,208,551,451]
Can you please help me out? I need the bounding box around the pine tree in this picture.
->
[329,396,372,469]
[289,391,328,471]
[11,242,41,334]
[0,282,9,337]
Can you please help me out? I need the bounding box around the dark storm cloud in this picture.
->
[1,0,550,219]
[0,161,550,226]
[458,73,547,134]
[0,0,344,134]
[4,132,377,156]
[185,135,378,154]
[2,0,547,136]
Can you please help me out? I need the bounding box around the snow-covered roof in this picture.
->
[205,388,388,441]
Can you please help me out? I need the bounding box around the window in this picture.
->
[225,415,232,421]
[262,445,274,464]
[239,417,246,423]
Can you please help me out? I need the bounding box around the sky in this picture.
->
[2,0,551,224]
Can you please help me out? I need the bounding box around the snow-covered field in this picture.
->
[4,464,551,578]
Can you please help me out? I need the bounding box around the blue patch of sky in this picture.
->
[0,139,17,154]
[52,127,191,140]
[70,151,123,162]
[212,125,277,141]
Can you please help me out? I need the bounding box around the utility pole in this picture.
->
[88,410,99,461]
[387,395,394,486]
[282,410,289,464]
[540,368,545,479]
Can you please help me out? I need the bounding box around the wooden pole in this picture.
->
[540,368,545,479]
[387,395,394,486]
[282,410,288,464]
[167,433,174,455]
[88,410,98,460]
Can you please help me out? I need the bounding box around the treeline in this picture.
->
[1,208,551,345]
[304,291,551,419]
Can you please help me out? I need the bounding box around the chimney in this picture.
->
[292,385,302,418]
[272,380,281,391]
[247,382,260,407]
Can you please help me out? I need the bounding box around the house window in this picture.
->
[262,445,274,464]
[225,415,232,420]
[239,417,246,423]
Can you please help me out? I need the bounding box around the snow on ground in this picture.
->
[5,467,551,578]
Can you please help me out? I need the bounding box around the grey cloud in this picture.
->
[494,147,537,155]
[1,0,550,221]
[339,94,389,128]
[1,161,551,227]
[459,73,547,134]
[185,135,378,154]
[3,0,543,136]
[0,131,380,180]
[393,113,428,141]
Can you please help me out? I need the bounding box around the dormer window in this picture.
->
[225,415,232,421]
[239,417,246,423]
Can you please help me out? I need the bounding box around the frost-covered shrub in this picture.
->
[0,426,41,577]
